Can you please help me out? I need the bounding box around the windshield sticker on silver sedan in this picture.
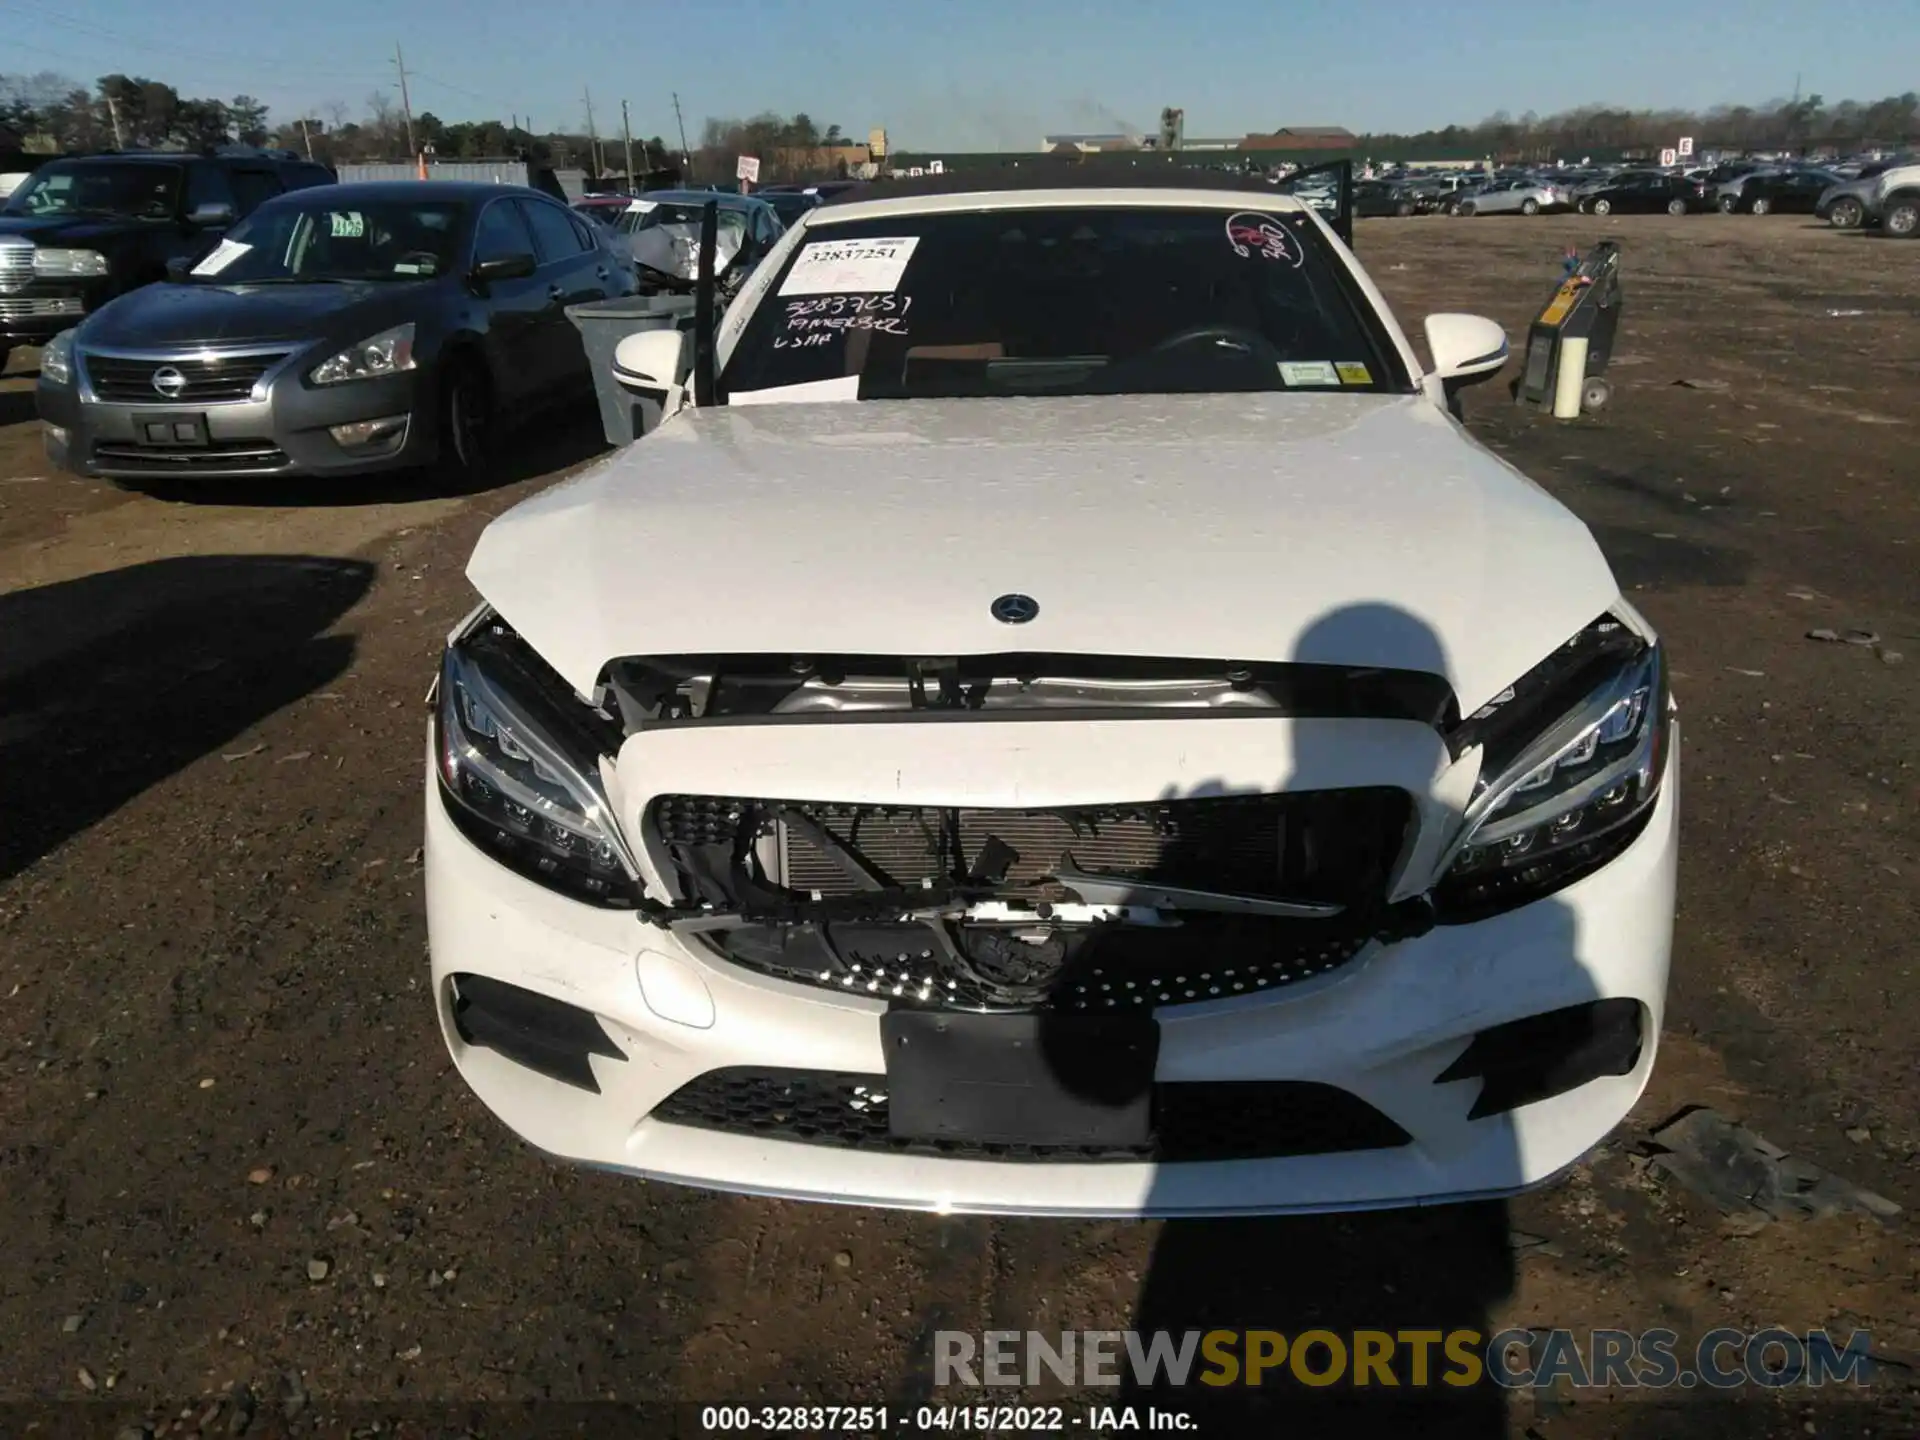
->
[1225,212,1303,267]
[779,236,920,296]
[1279,361,1340,386]
[1336,361,1373,385]
[189,238,252,276]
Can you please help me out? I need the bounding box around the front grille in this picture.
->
[83,351,286,403]
[655,788,1414,1010]
[652,1067,1412,1162]
[654,788,1410,907]
[0,296,83,318]
[0,241,30,291]
[90,440,290,474]
[711,915,1379,1011]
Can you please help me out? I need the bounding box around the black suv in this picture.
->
[0,149,334,370]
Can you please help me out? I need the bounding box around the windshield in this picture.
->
[3,161,183,219]
[618,200,750,238]
[723,204,1410,402]
[186,199,465,283]
[766,193,817,225]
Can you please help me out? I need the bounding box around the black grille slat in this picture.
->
[652,1068,1411,1162]
[84,353,283,402]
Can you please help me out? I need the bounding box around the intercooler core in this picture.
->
[651,788,1413,1011]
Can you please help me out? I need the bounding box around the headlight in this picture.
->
[32,247,109,278]
[1436,613,1670,919]
[39,329,75,385]
[309,323,416,386]
[434,616,638,907]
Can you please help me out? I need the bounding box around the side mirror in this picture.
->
[471,252,537,284]
[165,256,192,282]
[611,327,692,432]
[1423,313,1509,387]
[186,200,236,227]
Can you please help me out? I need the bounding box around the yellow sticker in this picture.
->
[1540,279,1581,328]
[1335,361,1373,385]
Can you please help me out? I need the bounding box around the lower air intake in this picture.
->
[651,1067,1412,1162]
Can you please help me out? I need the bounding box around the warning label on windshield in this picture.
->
[1279,360,1340,386]
[779,237,920,296]
[189,239,251,277]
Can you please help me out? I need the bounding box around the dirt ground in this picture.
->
[1,214,1916,1440]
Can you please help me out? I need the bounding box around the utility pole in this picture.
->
[583,86,601,176]
[672,91,691,177]
[105,92,125,149]
[298,116,314,160]
[393,43,417,158]
[621,99,635,192]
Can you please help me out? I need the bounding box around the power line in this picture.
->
[0,0,378,79]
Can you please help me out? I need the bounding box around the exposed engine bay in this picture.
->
[646,784,1425,1012]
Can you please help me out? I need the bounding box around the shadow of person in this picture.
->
[1119,601,1607,1435]
[0,554,373,881]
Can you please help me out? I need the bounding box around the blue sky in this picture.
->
[6,0,1915,149]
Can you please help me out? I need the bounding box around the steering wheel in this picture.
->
[1143,323,1279,362]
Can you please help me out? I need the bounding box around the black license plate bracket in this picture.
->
[882,1010,1159,1148]
[135,412,209,447]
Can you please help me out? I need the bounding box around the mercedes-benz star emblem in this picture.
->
[150,365,187,399]
[990,593,1039,625]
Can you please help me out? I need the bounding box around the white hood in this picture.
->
[466,392,1620,715]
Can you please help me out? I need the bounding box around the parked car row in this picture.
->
[1346,155,1920,236]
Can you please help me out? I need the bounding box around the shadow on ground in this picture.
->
[0,553,373,881]
[117,401,610,508]
[0,387,36,429]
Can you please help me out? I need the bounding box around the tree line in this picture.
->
[1358,93,1919,160]
[5,71,1915,174]
[0,72,676,176]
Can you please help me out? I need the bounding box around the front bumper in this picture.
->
[36,353,434,481]
[425,731,1681,1218]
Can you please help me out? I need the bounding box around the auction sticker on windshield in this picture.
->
[779,236,920,296]
[1279,360,1340,386]
[190,238,252,277]
[330,211,365,238]
[1336,361,1373,385]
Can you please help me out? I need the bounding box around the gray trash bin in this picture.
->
[566,294,699,447]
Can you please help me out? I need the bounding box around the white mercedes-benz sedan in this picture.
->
[423,179,1678,1217]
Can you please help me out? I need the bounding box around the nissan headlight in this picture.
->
[39,329,75,386]
[1438,613,1671,918]
[32,247,109,278]
[309,323,416,386]
[433,615,638,907]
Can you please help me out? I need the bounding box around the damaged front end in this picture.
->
[650,787,1423,1011]
[434,620,1669,1015]
[604,650,1459,1012]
